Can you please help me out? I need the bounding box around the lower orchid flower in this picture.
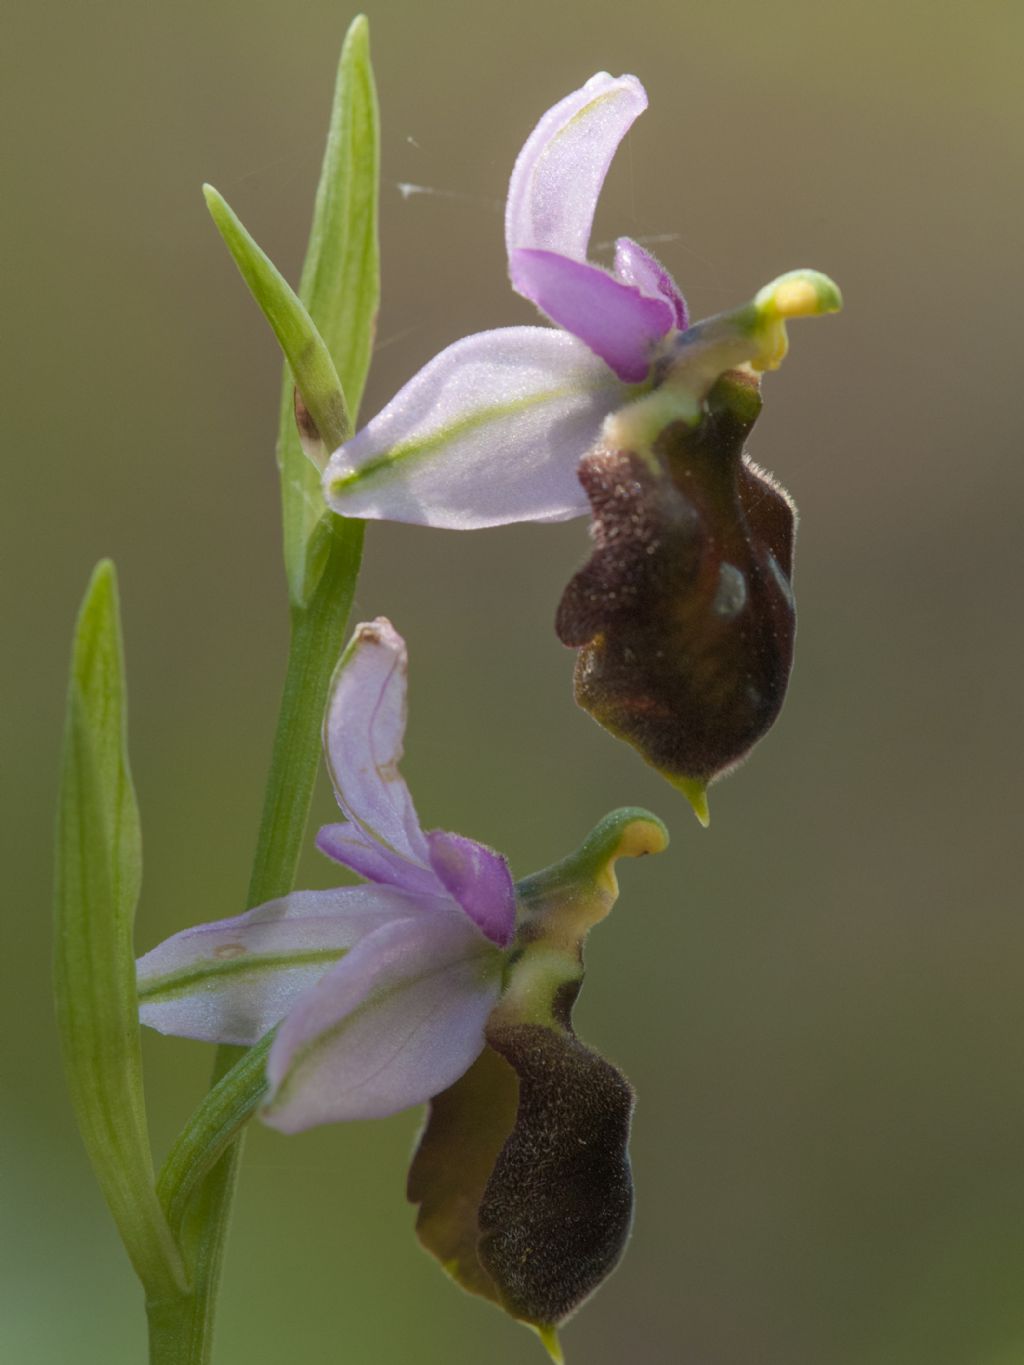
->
[319,73,841,817]
[137,619,667,1358]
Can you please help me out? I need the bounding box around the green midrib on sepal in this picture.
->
[138,947,349,1005]
[327,382,603,497]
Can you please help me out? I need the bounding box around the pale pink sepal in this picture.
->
[505,72,647,261]
[136,886,429,1046]
[323,328,626,528]
[263,909,502,1130]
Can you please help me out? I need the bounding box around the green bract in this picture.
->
[205,14,378,608]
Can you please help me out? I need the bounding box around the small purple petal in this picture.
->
[509,249,673,383]
[426,830,517,947]
[316,821,443,897]
[136,886,426,1045]
[323,327,627,528]
[614,237,688,330]
[506,73,647,261]
[324,620,432,873]
[263,910,502,1130]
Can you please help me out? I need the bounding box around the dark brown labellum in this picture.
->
[556,371,796,791]
[406,810,664,1348]
[477,1022,634,1327]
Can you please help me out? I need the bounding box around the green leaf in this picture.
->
[53,561,186,1298]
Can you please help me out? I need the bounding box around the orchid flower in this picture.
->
[136,618,668,1354]
[137,618,516,1132]
[321,73,674,529]
[409,806,667,1360]
[322,72,839,534]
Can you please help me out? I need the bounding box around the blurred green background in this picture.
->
[4,0,1022,1360]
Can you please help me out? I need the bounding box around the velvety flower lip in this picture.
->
[554,268,843,823]
[137,618,516,1130]
[322,73,686,529]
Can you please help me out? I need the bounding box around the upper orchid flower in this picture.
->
[137,618,517,1131]
[321,73,687,529]
[321,73,838,535]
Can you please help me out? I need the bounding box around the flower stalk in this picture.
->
[137,16,380,1363]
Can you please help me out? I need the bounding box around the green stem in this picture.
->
[147,1121,241,1365]
[147,1295,195,1365]
[245,517,365,911]
[146,516,364,1363]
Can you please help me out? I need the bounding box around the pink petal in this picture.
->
[323,327,626,528]
[509,249,673,382]
[316,821,442,897]
[614,236,688,330]
[505,73,647,261]
[136,886,426,1045]
[263,910,502,1129]
[426,830,517,947]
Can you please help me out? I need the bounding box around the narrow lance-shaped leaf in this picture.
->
[202,181,355,608]
[53,561,186,1298]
